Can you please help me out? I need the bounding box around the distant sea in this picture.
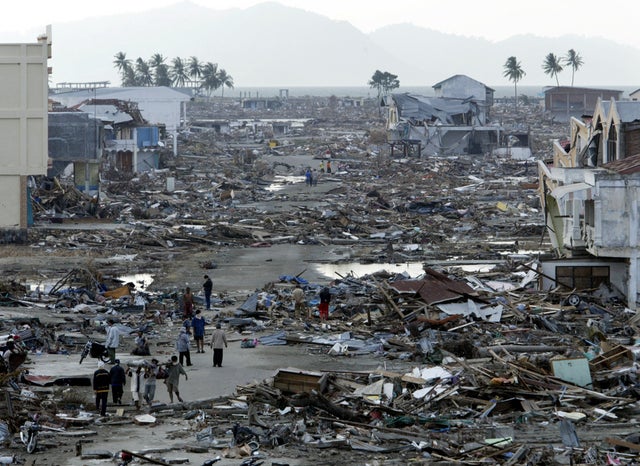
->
[229,85,638,99]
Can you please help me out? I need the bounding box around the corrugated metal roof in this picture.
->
[388,269,476,305]
[602,153,640,174]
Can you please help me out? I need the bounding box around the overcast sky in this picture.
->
[3,0,640,50]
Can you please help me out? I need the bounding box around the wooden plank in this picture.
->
[605,437,640,451]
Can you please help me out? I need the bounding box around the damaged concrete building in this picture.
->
[539,97,640,307]
[384,74,500,156]
[49,86,190,156]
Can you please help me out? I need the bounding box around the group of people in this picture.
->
[291,283,332,320]
[92,355,189,415]
[177,314,228,368]
[92,282,229,416]
[304,159,332,186]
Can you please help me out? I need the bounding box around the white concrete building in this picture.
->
[0,28,50,237]
[539,99,640,308]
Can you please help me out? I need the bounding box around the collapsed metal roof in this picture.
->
[389,93,478,125]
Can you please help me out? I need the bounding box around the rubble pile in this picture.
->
[3,97,640,464]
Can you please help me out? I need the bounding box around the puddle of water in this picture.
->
[314,262,425,279]
[266,175,306,192]
[118,273,154,290]
[456,264,496,273]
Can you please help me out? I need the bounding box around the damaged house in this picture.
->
[539,98,640,307]
[49,86,190,155]
[47,110,103,194]
[75,99,163,174]
[385,74,500,156]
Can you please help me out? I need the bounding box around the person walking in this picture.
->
[192,310,206,353]
[305,168,312,187]
[127,364,144,410]
[326,160,332,174]
[165,355,188,403]
[182,287,194,319]
[109,359,126,405]
[93,361,110,417]
[203,275,213,310]
[292,283,306,319]
[143,358,160,407]
[319,286,331,320]
[176,327,192,366]
[210,322,228,368]
[105,319,119,364]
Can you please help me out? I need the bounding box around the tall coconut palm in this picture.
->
[542,53,563,87]
[187,56,203,87]
[135,58,153,86]
[503,56,525,111]
[201,62,220,98]
[148,53,170,86]
[170,57,189,87]
[113,52,132,85]
[564,49,584,87]
[217,68,234,101]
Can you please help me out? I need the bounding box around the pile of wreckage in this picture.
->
[1,256,640,464]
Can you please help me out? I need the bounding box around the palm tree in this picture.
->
[542,53,563,86]
[201,62,220,98]
[217,68,234,101]
[135,58,153,86]
[147,53,171,86]
[113,52,132,85]
[564,49,584,87]
[503,56,525,111]
[123,66,137,87]
[188,56,202,78]
[170,57,189,87]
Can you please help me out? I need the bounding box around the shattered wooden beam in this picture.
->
[121,450,171,466]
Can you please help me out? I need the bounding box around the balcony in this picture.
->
[105,139,136,151]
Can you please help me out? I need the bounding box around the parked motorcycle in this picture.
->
[79,340,109,364]
[19,413,40,453]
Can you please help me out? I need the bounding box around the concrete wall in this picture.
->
[0,29,50,230]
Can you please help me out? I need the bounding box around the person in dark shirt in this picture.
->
[109,359,126,405]
[203,275,213,310]
[93,361,110,416]
[319,287,331,320]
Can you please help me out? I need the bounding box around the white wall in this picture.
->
[0,31,49,229]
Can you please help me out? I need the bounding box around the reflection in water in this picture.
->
[314,261,498,279]
[266,175,306,192]
[314,262,425,279]
[117,273,154,290]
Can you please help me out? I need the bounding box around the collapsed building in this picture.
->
[384,74,502,156]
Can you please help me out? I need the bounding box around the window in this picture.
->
[556,265,609,290]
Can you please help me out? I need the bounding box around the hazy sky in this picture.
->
[3,0,640,49]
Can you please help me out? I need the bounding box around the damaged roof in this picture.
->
[388,268,477,305]
[602,153,640,175]
[389,93,477,124]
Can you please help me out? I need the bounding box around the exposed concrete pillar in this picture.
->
[173,132,178,156]
[133,127,138,174]
[629,187,639,309]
